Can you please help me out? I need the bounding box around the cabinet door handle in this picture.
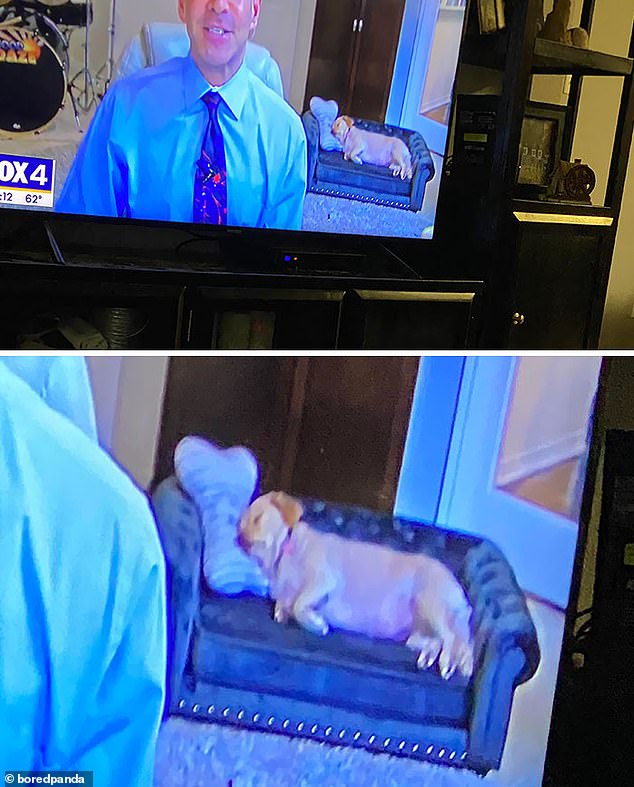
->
[358,18,364,31]
[352,18,358,32]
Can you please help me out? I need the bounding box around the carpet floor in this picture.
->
[154,718,484,787]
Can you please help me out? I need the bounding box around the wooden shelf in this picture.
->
[533,38,633,76]
[511,198,615,226]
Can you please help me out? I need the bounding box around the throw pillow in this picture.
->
[310,96,343,152]
[175,436,269,597]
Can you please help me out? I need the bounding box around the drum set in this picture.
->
[0,0,102,133]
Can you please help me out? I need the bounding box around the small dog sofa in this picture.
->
[301,110,435,212]
[152,476,540,775]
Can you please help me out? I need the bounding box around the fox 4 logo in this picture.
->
[0,154,52,190]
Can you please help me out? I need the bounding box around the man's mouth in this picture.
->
[204,26,232,38]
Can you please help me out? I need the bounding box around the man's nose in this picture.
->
[208,0,230,14]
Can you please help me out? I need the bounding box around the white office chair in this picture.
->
[114,22,285,99]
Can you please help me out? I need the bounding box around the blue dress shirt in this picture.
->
[0,364,166,785]
[0,356,98,441]
[57,56,308,230]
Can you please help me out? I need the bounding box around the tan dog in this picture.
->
[238,491,474,680]
[332,115,413,180]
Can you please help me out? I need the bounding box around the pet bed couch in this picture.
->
[302,110,435,212]
[152,475,540,775]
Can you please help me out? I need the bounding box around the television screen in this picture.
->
[0,0,468,240]
[0,354,603,785]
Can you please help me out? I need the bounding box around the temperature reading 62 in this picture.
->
[25,193,43,204]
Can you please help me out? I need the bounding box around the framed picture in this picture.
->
[516,102,567,194]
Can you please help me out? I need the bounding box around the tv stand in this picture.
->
[0,246,481,350]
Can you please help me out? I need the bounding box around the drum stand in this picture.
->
[94,0,116,97]
[68,1,96,120]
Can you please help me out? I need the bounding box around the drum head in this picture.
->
[0,26,66,132]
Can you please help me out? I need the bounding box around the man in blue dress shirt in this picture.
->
[57,0,308,231]
[0,362,166,785]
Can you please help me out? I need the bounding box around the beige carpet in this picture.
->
[154,718,484,787]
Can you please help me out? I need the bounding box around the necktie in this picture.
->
[193,91,228,225]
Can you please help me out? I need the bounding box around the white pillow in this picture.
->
[174,436,269,597]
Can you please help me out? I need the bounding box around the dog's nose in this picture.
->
[236,531,248,550]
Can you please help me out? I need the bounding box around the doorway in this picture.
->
[303,0,406,121]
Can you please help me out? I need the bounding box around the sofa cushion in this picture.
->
[174,436,269,597]
[194,593,471,727]
[309,96,343,152]
[316,151,412,197]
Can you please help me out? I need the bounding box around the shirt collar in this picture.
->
[183,53,250,121]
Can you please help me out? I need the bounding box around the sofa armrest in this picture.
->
[302,110,320,188]
[408,132,435,212]
[151,475,203,711]
[460,540,541,772]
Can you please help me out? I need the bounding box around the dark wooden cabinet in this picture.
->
[155,356,420,512]
[0,260,482,350]
[304,0,406,121]
[507,218,610,349]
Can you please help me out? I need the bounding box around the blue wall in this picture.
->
[394,356,465,523]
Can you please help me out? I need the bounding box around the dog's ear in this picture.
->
[269,492,304,527]
[343,116,354,129]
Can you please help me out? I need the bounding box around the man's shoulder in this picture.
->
[245,70,304,138]
[0,366,154,539]
[110,57,186,103]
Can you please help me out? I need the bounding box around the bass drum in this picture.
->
[0,10,67,132]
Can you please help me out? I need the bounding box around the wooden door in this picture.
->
[154,357,419,512]
[303,0,361,113]
[349,0,406,121]
[281,357,419,511]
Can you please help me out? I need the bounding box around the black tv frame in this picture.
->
[541,357,609,786]
[0,1,478,284]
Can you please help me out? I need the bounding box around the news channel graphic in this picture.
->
[0,153,56,208]
[4,774,92,785]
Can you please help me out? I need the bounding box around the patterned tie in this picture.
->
[193,91,228,225]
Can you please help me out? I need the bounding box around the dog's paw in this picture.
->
[297,610,330,637]
[456,639,474,679]
[274,603,289,624]
[439,645,458,681]
[438,636,474,680]
[408,634,442,670]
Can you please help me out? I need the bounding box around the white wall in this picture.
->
[420,8,465,112]
[87,356,169,489]
[86,356,122,450]
[289,0,317,111]
[105,0,314,109]
[496,357,601,485]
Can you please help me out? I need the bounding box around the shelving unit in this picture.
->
[445,0,634,348]
[532,38,633,76]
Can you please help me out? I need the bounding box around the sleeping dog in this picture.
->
[238,491,474,680]
[331,115,414,180]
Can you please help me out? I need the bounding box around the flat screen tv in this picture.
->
[1,353,602,784]
[0,0,469,259]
